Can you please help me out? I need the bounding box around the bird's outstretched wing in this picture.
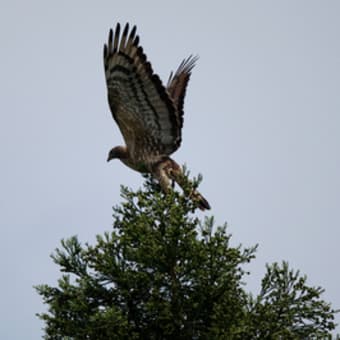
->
[104,23,181,161]
[167,55,198,121]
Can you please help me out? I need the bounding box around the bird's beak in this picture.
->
[107,155,111,162]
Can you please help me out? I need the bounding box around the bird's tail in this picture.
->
[153,158,211,211]
[190,189,211,211]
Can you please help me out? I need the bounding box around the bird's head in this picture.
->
[107,145,128,162]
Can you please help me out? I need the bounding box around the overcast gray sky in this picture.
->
[1,1,339,338]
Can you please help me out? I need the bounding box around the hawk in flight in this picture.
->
[104,23,210,210]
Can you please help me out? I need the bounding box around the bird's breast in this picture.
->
[120,158,149,173]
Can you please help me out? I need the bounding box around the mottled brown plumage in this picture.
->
[104,23,210,210]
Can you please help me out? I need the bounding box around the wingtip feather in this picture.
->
[123,23,129,36]
[130,25,137,39]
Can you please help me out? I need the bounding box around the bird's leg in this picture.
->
[153,159,210,210]
[168,161,211,211]
[171,178,176,189]
[166,168,176,188]
[169,166,192,196]
[160,161,189,194]
[152,162,171,193]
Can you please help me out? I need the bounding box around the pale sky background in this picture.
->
[0,1,339,338]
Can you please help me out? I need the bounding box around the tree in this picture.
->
[36,175,338,339]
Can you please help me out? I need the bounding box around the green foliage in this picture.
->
[244,262,337,339]
[36,175,338,339]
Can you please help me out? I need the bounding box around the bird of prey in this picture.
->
[104,23,210,210]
